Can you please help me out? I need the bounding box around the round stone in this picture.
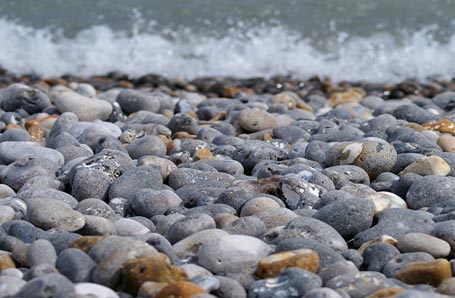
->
[256,248,319,278]
[401,155,451,176]
[238,108,279,132]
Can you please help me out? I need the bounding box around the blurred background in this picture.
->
[1,0,454,82]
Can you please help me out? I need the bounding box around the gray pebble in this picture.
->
[222,216,266,237]
[56,248,97,282]
[396,232,451,258]
[78,215,115,236]
[168,168,235,190]
[361,242,400,272]
[382,252,434,277]
[15,272,75,298]
[26,239,57,267]
[116,89,160,114]
[55,91,112,121]
[130,188,182,217]
[165,213,216,244]
[406,175,455,209]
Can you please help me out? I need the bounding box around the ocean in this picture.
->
[1,0,455,83]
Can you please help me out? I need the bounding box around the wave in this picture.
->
[1,18,455,83]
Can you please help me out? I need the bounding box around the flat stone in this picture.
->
[55,91,113,121]
[27,198,85,231]
[397,233,451,258]
[238,108,279,132]
[56,248,97,282]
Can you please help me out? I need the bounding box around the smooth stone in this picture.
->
[43,228,81,254]
[393,259,452,287]
[437,134,455,153]
[278,173,327,210]
[341,249,363,268]
[254,208,298,230]
[313,197,375,240]
[75,282,120,298]
[153,213,186,236]
[179,264,212,279]
[0,275,26,297]
[240,197,281,217]
[14,273,75,298]
[0,128,31,142]
[382,252,435,277]
[325,271,396,298]
[0,184,15,199]
[0,252,15,271]
[322,165,370,188]
[238,108,279,132]
[319,260,359,285]
[222,216,266,238]
[401,155,451,176]
[0,140,58,167]
[126,135,167,159]
[165,214,216,244]
[56,248,96,283]
[198,234,272,278]
[190,275,220,292]
[406,175,455,209]
[437,277,455,295]
[116,89,160,114]
[397,233,450,258]
[131,189,182,218]
[19,175,63,193]
[55,91,113,121]
[370,191,407,214]
[362,242,400,272]
[353,208,434,248]
[0,267,23,278]
[173,230,232,262]
[256,248,319,278]
[26,239,57,267]
[114,218,150,236]
[108,166,163,202]
[27,198,85,231]
[0,83,50,113]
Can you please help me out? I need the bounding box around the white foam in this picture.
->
[1,18,455,83]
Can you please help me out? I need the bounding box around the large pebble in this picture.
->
[74,282,120,298]
[353,208,434,247]
[0,141,63,167]
[14,273,75,297]
[165,213,216,244]
[256,248,319,278]
[406,175,455,209]
[198,234,272,283]
[393,259,452,287]
[27,198,85,231]
[55,91,113,121]
[116,89,161,114]
[26,239,57,267]
[0,83,50,113]
[313,197,375,240]
[397,233,451,258]
[238,108,279,132]
[401,155,451,176]
[168,168,235,190]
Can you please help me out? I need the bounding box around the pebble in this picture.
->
[2,79,455,298]
[396,233,451,258]
[55,90,113,121]
[313,197,375,240]
[256,248,319,278]
[198,234,272,285]
[27,198,85,231]
[56,248,97,282]
[393,259,452,287]
[238,108,279,132]
[406,175,455,209]
[401,155,451,176]
[0,275,26,297]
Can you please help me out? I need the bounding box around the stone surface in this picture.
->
[256,248,319,278]
[397,233,451,258]
[393,259,452,287]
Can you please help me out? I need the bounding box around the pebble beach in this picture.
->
[0,69,455,298]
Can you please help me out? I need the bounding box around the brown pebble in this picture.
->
[158,135,173,153]
[156,281,205,298]
[0,253,15,271]
[214,213,239,229]
[328,88,366,107]
[422,119,455,134]
[271,91,298,109]
[118,80,134,88]
[122,255,187,295]
[256,248,319,278]
[393,259,452,287]
[69,236,109,253]
[193,148,213,160]
[437,134,455,153]
[27,125,45,142]
[5,124,21,130]
[222,86,254,98]
[365,287,405,298]
[400,155,451,176]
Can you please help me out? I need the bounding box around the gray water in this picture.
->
[1,0,455,82]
